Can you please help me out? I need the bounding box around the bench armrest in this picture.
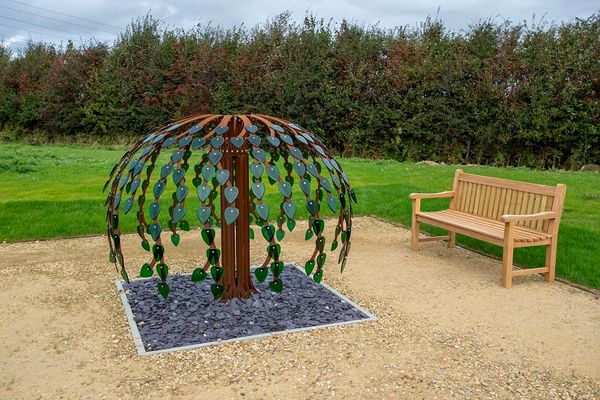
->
[409,191,455,200]
[501,211,559,223]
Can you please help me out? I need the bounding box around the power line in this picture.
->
[5,0,122,31]
[0,5,118,35]
[0,15,92,37]
[0,23,73,42]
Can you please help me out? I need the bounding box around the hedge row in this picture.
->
[0,13,598,168]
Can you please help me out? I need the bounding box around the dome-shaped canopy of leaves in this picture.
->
[104,114,355,299]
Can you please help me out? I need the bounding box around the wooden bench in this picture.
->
[409,169,566,288]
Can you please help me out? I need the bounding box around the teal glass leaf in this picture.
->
[191,137,206,149]
[266,136,281,147]
[224,207,239,224]
[113,193,121,208]
[293,162,305,177]
[149,202,160,219]
[306,164,319,178]
[252,148,267,162]
[327,195,338,212]
[202,165,215,180]
[306,200,318,216]
[173,205,186,223]
[130,177,141,193]
[162,137,176,148]
[153,181,165,198]
[197,185,211,202]
[280,134,293,145]
[252,182,266,199]
[160,164,173,179]
[300,179,310,196]
[271,124,284,133]
[290,147,303,160]
[320,178,332,193]
[172,168,185,184]
[148,223,161,240]
[245,125,258,134]
[208,150,222,165]
[230,137,245,148]
[224,186,239,203]
[247,134,261,146]
[178,137,193,148]
[171,150,184,163]
[196,206,211,224]
[266,165,280,181]
[250,163,264,178]
[210,137,225,149]
[123,197,134,214]
[215,126,229,135]
[283,202,296,219]
[176,185,189,202]
[133,162,145,176]
[189,125,203,135]
[278,182,292,198]
[216,169,230,185]
[256,204,270,221]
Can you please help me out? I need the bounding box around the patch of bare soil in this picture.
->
[1,217,599,399]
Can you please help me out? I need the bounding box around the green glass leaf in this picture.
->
[276,229,285,241]
[305,260,315,276]
[191,268,208,282]
[141,240,150,251]
[157,282,170,299]
[317,253,327,268]
[270,261,284,275]
[305,229,314,241]
[192,177,202,187]
[316,236,326,252]
[312,218,324,235]
[286,219,296,231]
[340,256,348,273]
[224,186,239,203]
[211,284,224,299]
[256,204,270,221]
[197,206,211,224]
[207,248,220,265]
[156,263,169,280]
[249,228,255,239]
[331,240,338,251]
[152,244,164,261]
[201,228,216,245]
[171,233,180,246]
[350,188,357,203]
[109,250,116,263]
[137,225,145,238]
[339,193,346,208]
[269,279,283,293]
[252,182,266,199]
[306,200,318,216]
[210,265,224,281]
[313,269,323,283]
[216,169,230,185]
[261,224,275,241]
[278,182,292,198]
[140,263,153,277]
[254,266,268,282]
[148,223,161,241]
[179,220,190,231]
[173,205,186,224]
[267,243,281,259]
[224,207,239,224]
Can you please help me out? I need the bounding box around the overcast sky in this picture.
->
[1,0,598,51]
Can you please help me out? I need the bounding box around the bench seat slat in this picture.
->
[416,210,551,243]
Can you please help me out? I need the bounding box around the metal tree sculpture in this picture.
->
[104,114,355,301]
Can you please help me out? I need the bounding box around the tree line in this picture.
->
[0,12,598,169]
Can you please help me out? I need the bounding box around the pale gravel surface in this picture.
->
[1,216,599,399]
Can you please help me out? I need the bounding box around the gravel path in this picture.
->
[1,216,599,399]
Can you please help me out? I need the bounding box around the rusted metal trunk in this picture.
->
[220,117,256,300]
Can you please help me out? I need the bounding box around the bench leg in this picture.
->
[501,244,514,288]
[411,220,420,251]
[544,240,557,283]
[448,231,456,248]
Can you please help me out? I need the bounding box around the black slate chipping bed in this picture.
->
[120,264,373,352]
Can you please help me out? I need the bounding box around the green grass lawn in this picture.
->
[1,143,599,289]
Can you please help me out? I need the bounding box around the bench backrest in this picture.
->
[449,170,566,233]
